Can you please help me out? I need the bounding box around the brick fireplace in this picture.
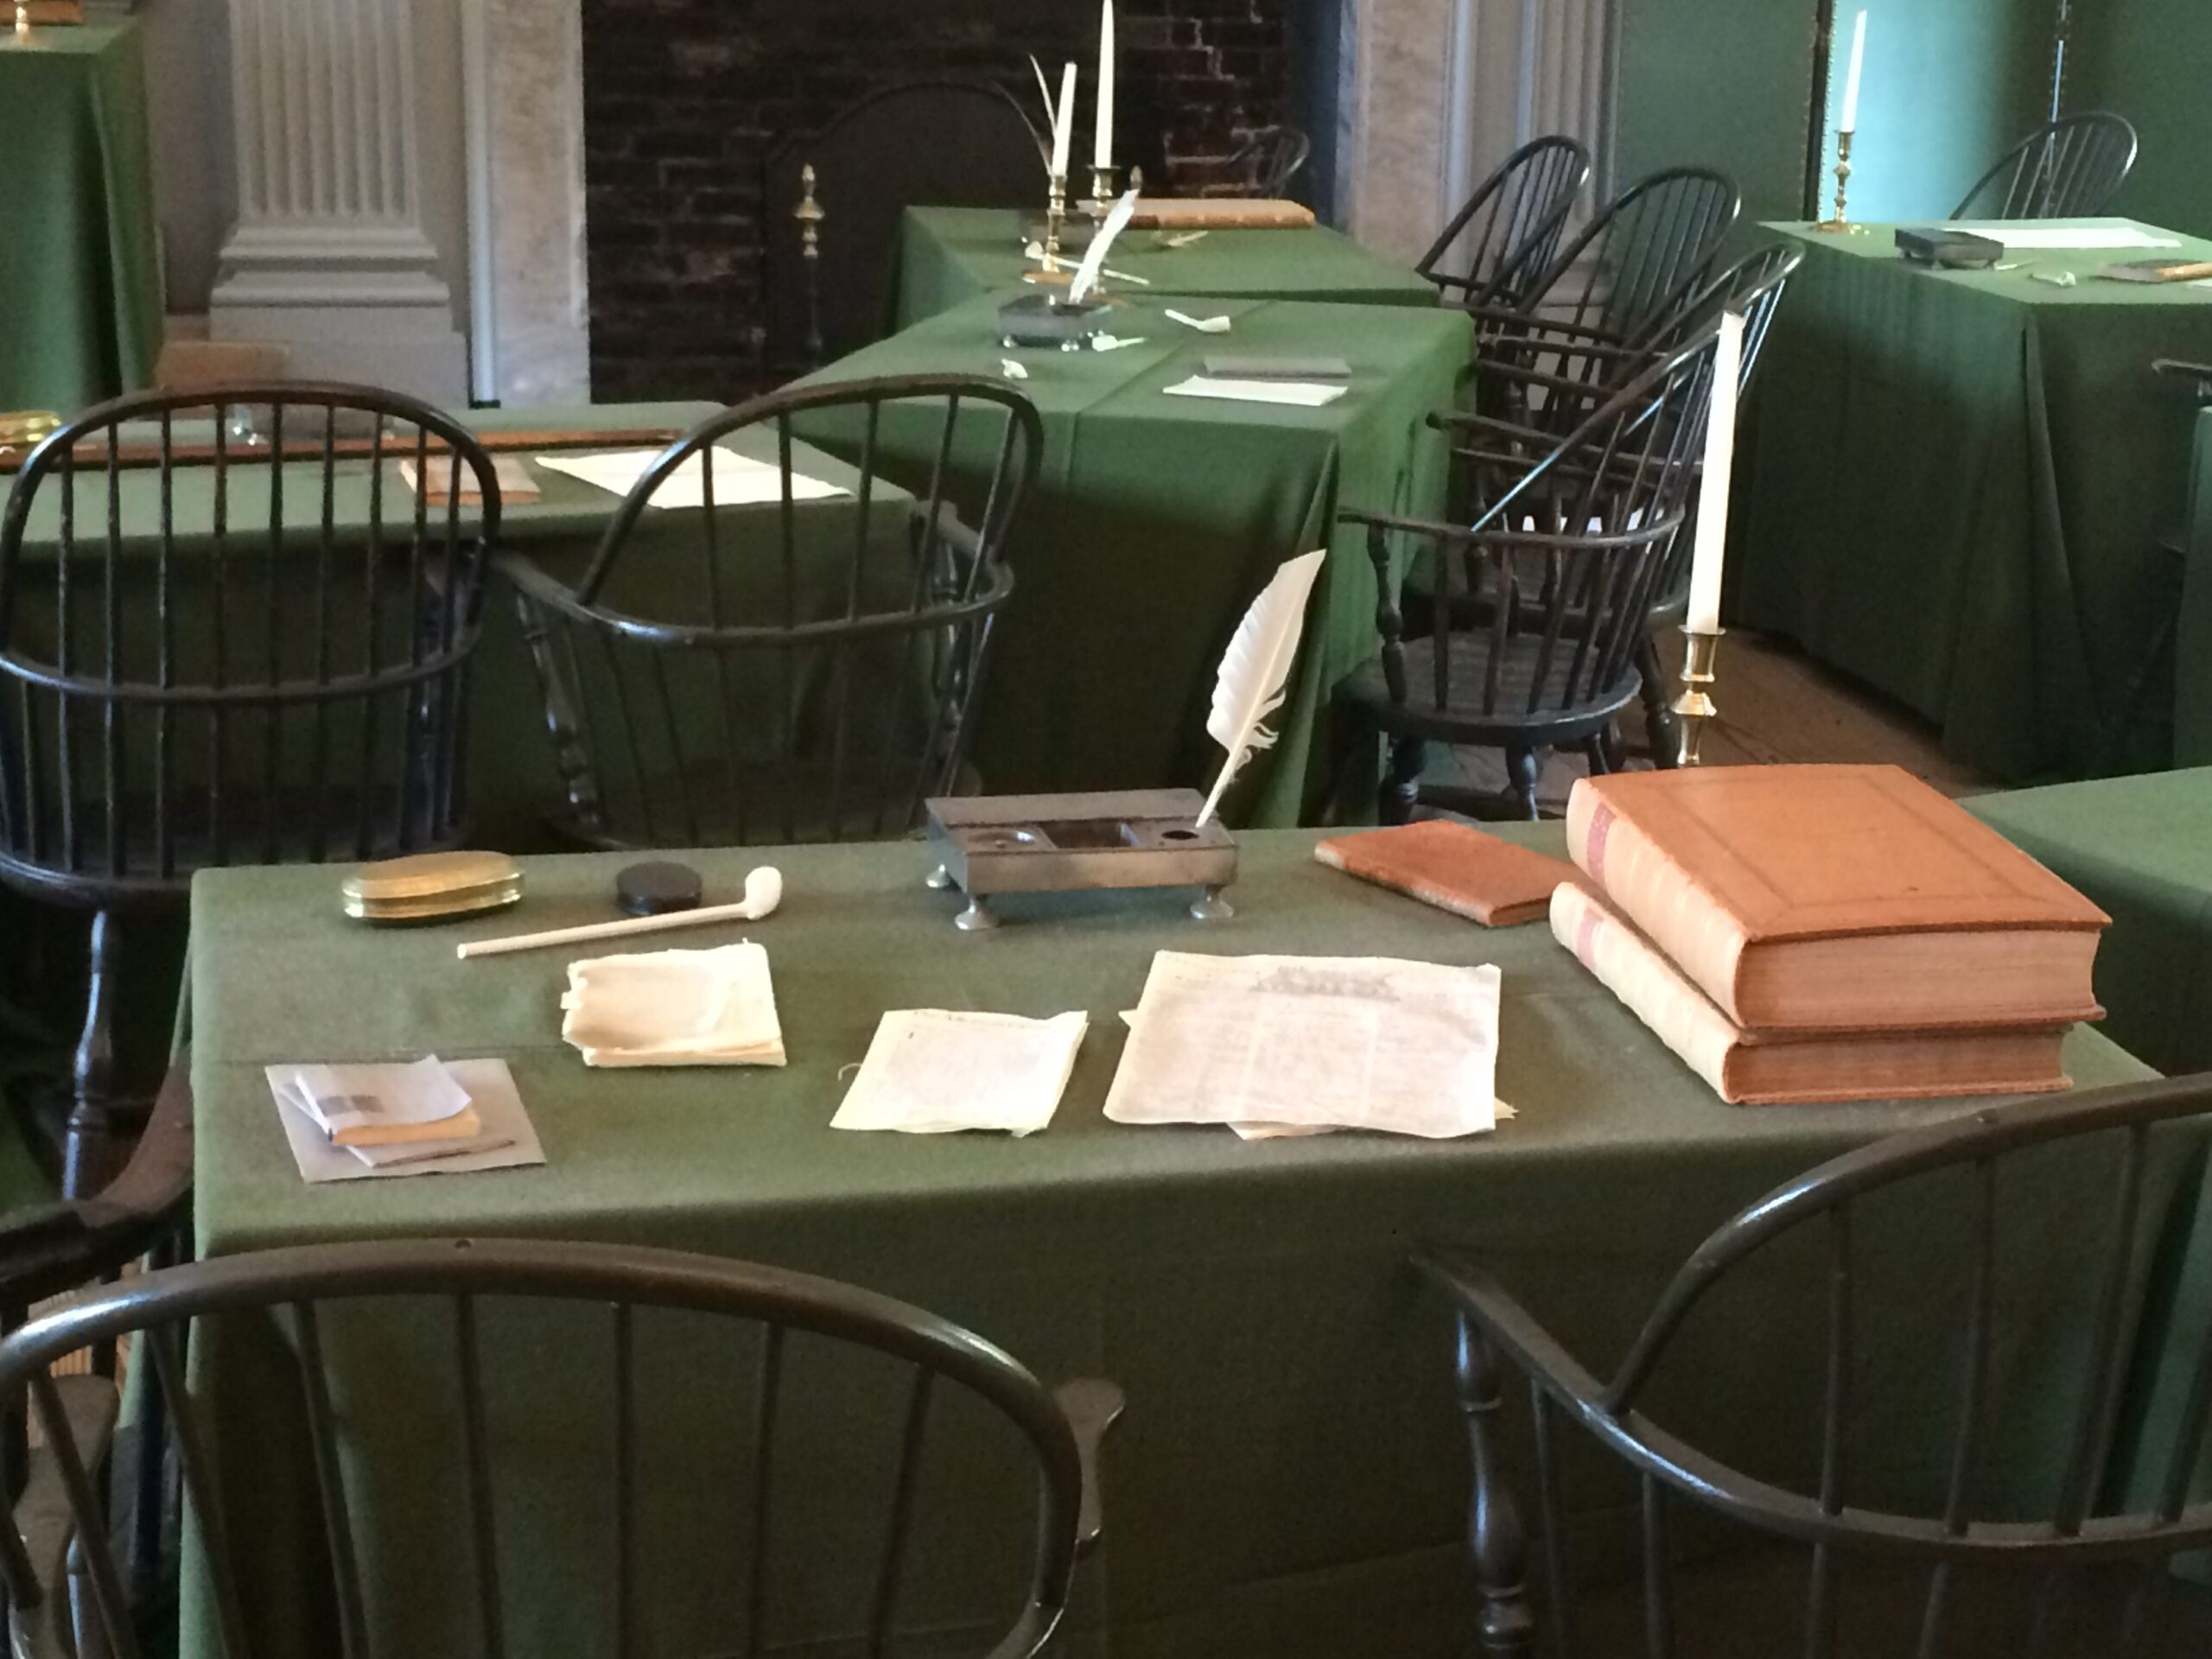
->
[575,0,1306,401]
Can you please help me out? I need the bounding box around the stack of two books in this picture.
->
[1554,766,2109,1104]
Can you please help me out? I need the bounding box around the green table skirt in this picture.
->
[2177,408,2212,766]
[798,293,1473,826]
[1968,769,2212,1075]
[1735,219,2212,780]
[895,207,1440,332]
[0,22,161,412]
[183,826,2167,1659]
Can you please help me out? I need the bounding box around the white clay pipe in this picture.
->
[456,868,783,960]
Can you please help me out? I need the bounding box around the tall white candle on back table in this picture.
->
[1839,10,1868,133]
[1095,2,1116,168]
[1685,309,1746,637]
[1052,60,1078,179]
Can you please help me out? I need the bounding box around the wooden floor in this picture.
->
[1427,627,1996,815]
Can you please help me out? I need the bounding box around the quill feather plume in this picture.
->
[1027,56,1058,168]
[1195,550,1328,828]
[1068,188,1140,305]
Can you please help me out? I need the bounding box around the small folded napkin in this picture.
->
[561,943,785,1067]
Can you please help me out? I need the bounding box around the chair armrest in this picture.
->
[1052,1377,1125,1554]
[2152,358,2212,401]
[0,1059,193,1313]
[1413,1247,1614,1415]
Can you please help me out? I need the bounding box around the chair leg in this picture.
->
[1582,735,1610,777]
[1504,747,1541,821]
[1382,737,1426,826]
[1454,1313,1536,1657]
[1637,637,1679,768]
[64,912,118,1202]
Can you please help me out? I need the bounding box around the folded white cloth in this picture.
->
[561,943,785,1067]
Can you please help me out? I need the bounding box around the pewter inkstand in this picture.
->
[925,790,1236,931]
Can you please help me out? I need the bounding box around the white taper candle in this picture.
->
[1052,60,1078,180]
[1685,309,1745,637]
[1840,10,1868,134]
[1095,2,1116,168]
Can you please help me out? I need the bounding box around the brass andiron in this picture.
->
[1673,626,1724,766]
[1087,162,1117,218]
[794,163,825,366]
[1817,129,1856,232]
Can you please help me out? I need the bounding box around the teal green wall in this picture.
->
[1612,0,2050,226]
[2073,0,2212,237]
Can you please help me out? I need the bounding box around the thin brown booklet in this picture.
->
[1553,883,2070,1104]
[1315,820,1580,926]
[1563,766,2107,1033]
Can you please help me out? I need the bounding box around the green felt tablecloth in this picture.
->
[895,207,1439,330]
[0,22,161,412]
[798,293,1471,826]
[184,827,2164,1659]
[1969,769,2212,1076]
[1735,219,2212,780]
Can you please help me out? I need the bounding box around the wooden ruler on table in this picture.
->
[0,426,688,477]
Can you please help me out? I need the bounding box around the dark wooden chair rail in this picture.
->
[1418,136,1593,313]
[1418,1071,2212,1658]
[0,1236,1122,1659]
[497,374,1043,851]
[1950,111,2139,221]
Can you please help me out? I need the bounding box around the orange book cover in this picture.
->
[1315,820,1580,926]
[1563,766,2107,1032]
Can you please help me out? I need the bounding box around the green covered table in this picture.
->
[0,21,161,413]
[1969,768,2212,1076]
[895,207,1439,329]
[799,292,1471,825]
[182,826,2161,1659]
[1735,219,2212,780]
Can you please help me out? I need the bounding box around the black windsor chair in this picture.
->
[762,82,1043,377]
[1342,324,1722,822]
[1627,243,1802,763]
[1417,1072,2212,1658]
[0,387,500,1196]
[1416,136,1592,313]
[1214,124,1313,200]
[500,377,1042,850]
[0,1236,1124,1659]
[1950,112,2139,221]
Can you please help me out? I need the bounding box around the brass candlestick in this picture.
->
[1044,171,1070,270]
[1673,626,1725,766]
[1816,128,1856,232]
[1086,162,1117,217]
[13,3,29,41]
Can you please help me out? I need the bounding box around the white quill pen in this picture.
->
[1067,188,1140,305]
[1027,56,1058,168]
[1194,550,1328,828]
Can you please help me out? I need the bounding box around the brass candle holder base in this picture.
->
[1673,626,1725,767]
[1815,129,1861,233]
[1037,172,1071,274]
[1084,163,1118,218]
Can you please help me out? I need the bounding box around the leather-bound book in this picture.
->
[1563,766,2107,1033]
[1552,883,2069,1104]
[1314,820,1580,926]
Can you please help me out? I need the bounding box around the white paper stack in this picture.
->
[267,1057,545,1180]
[1160,376,1347,408]
[832,1010,1088,1136]
[534,448,849,510]
[560,943,786,1067]
[1104,952,1502,1138]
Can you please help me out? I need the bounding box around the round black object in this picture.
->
[616,861,703,917]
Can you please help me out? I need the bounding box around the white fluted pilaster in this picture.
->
[212,0,466,403]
